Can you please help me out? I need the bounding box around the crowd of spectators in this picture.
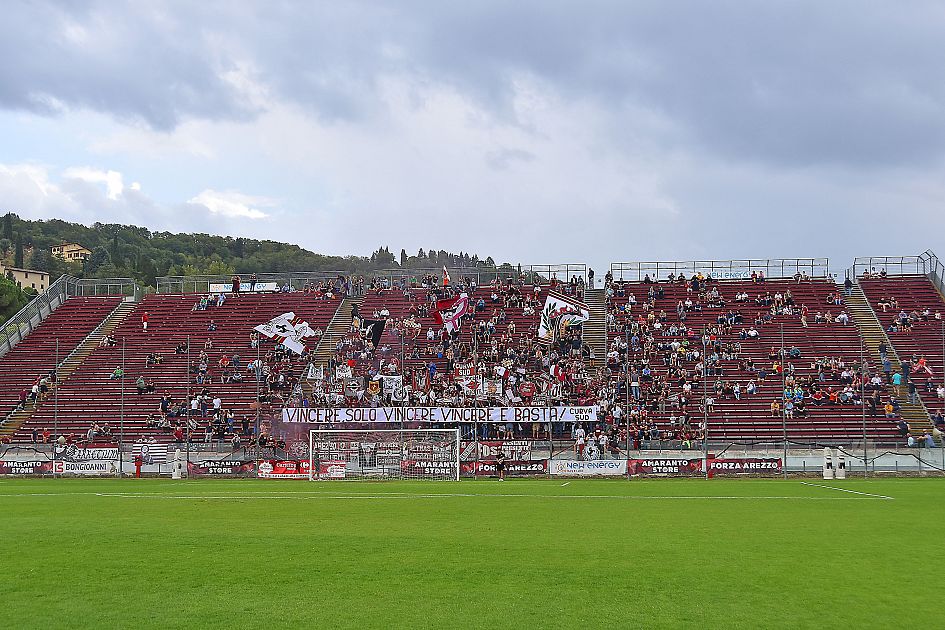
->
[14,269,943,453]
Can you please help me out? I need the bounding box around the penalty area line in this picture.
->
[799,482,894,500]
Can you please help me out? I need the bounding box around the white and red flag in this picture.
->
[433,292,469,334]
[253,311,317,354]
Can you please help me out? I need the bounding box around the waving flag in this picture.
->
[360,318,386,348]
[254,312,316,354]
[442,266,451,286]
[537,293,590,345]
[433,292,469,334]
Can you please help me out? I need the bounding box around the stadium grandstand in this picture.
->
[1,251,943,473]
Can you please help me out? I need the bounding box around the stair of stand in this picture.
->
[846,283,932,437]
[312,296,362,368]
[582,288,608,365]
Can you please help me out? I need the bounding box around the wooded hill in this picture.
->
[1,212,501,287]
[0,211,505,324]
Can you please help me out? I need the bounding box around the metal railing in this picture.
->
[851,250,944,296]
[0,274,72,358]
[609,258,830,282]
[156,271,353,295]
[155,264,586,295]
[73,277,140,299]
[0,275,140,359]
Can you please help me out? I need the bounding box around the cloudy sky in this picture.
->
[1,1,943,276]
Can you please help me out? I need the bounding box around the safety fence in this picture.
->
[851,249,944,296]
[0,276,139,359]
[2,437,941,479]
[155,264,587,295]
[609,258,831,282]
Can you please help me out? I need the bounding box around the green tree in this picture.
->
[84,247,111,275]
[30,249,51,272]
[1,213,12,241]
[14,236,23,268]
[109,233,122,267]
[205,258,235,275]
[0,275,28,325]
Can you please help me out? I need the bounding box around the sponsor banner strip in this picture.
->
[53,460,119,475]
[707,458,782,475]
[0,461,53,475]
[628,458,703,476]
[549,459,627,476]
[460,460,548,476]
[187,460,256,476]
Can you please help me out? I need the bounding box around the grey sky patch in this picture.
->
[0,1,941,272]
[485,148,535,171]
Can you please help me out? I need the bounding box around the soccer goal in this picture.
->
[308,428,460,481]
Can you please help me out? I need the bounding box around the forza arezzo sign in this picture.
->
[707,458,782,475]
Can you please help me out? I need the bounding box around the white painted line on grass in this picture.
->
[61,492,887,501]
[799,482,894,500]
[560,482,570,487]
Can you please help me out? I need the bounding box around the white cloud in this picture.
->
[0,163,55,196]
[0,163,272,237]
[87,119,217,159]
[62,166,125,199]
[187,189,273,219]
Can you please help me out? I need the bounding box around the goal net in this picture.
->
[308,429,460,481]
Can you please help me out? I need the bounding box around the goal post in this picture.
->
[308,428,460,481]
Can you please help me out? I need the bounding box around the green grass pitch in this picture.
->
[0,477,939,628]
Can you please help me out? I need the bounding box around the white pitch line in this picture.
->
[799,482,894,500]
[64,492,886,501]
[560,482,571,487]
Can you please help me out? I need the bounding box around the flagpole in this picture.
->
[781,323,787,480]
[703,327,709,480]
[53,337,59,477]
[255,338,261,443]
[119,337,125,477]
[186,334,191,469]
[625,325,630,456]
[400,324,405,408]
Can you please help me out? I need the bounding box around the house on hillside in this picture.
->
[51,242,92,262]
[0,263,49,293]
